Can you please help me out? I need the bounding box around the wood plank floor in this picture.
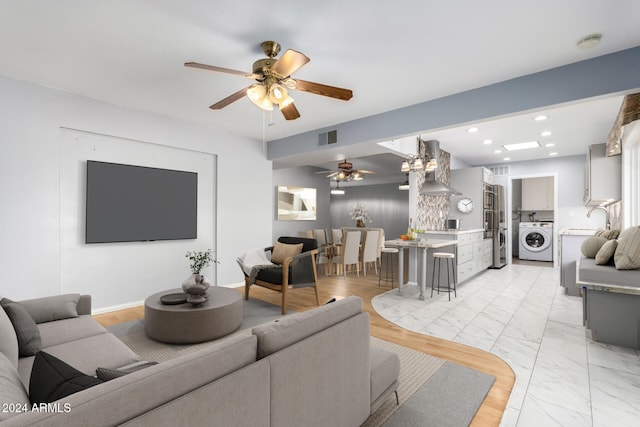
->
[94,272,514,426]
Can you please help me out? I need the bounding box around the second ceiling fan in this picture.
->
[185,41,353,120]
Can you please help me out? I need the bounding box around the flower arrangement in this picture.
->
[185,249,218,274]
[349,203,372,225]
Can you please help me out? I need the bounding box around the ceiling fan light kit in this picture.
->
[185,40,353,121]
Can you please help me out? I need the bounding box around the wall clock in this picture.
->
[457,198,473,213]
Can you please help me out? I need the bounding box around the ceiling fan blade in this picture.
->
[355,170,376,174]
[209,86,251,110]
[185,62,259,79]
[271,49,310,77]
[293,79,353,101]
[280,102,301,120]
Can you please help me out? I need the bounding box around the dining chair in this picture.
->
[332,228,343,245]
[361,229,380,276]
[313,229,330,275]
[333,230,361,278]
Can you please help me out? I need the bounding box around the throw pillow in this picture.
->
[0,298,42,357]
[270,242,303,265]
[96,361,158,381]
[580,236,608,258]
[29,351,103,404]
[595,239,618,265]
[594,229,621,240]
[20,294,80,324]
[614,226,640,270]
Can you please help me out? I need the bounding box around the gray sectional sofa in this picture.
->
[577,226,640,349]
[1,294,399,426]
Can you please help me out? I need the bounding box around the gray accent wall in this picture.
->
[330,184,409,241]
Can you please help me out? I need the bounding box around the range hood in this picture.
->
[419,139,461,196]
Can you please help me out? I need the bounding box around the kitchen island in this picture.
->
[384,238,458,300]
[417,229,492,286]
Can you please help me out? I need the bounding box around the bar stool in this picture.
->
[379,247,399,288]
[431,252,456,300]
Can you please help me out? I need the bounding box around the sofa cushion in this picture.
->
[252,296,363,358]
[370,346,401,413]
[29,351,103,405]
[0,306,19,368]
[614,226,640,270]
[271,241,303,264]
[37,315,108,349]
[96,361,158,381]
[20,294,80,324]
[0,353,30,421]
[581,236,608,258]
[1,299,42,357]
[595,239,618,265]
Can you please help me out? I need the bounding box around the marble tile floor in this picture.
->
[371,263,640,426]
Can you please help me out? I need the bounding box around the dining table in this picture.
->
[384,238,458,300]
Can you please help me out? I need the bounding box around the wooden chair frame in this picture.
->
[244,246,320,315]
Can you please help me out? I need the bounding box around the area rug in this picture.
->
[106,297,286,362]
[106,299,495,426]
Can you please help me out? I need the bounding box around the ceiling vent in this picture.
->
[318,130,338,146]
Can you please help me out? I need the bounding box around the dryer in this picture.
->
[519,222,553,261]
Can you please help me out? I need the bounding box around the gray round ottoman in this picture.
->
[144,287,243,344]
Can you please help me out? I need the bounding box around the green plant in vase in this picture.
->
[182,249,219,305]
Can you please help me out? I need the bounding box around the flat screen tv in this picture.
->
[86,161,198,243]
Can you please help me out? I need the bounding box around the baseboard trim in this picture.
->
[91,282,245,315]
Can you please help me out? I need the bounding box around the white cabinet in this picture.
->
[423,231,486,284]
[483,238,493,269]
[522,176,554,210]
[584,143,621,206]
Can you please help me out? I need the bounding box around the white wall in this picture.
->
[0,75,272,311]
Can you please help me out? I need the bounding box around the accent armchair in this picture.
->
[243,236,320,314]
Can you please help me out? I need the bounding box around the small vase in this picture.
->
[181,273,211,303]
[356,219,365,228]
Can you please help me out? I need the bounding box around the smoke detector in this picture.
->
[577,34,602,50]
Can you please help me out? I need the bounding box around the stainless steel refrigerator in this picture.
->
[491,184,507,268]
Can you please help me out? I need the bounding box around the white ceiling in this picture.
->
[1,1,639,182]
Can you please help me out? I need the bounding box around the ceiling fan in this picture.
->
[317,159,375,182]
[184,41,353,120]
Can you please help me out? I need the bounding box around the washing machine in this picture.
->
[519,222,553,261]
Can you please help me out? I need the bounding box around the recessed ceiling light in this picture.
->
[503,140,541,151]
[503,157,511,161]
[483,139,493,145]
[493,149,502,154]
[545,143,555,147]
[541,131,552,137]
[534,115,548,121]
[549,152,558,156]
[467,127,479,133]
[577,33,602,50]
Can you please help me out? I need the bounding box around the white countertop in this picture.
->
[418,229,485,235]
[385,238,458,248]
[558,228,598,236]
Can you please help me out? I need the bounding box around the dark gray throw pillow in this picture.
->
[29,351,103,404]
[0,298,42,356]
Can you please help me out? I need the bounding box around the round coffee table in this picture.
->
[144,287,243,344]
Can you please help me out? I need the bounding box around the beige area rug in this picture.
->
[107,299,489,426]
[363,336,445,426]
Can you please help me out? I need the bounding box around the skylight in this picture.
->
[502,140,541,151]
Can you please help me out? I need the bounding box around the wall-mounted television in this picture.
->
[86,161,198,243]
